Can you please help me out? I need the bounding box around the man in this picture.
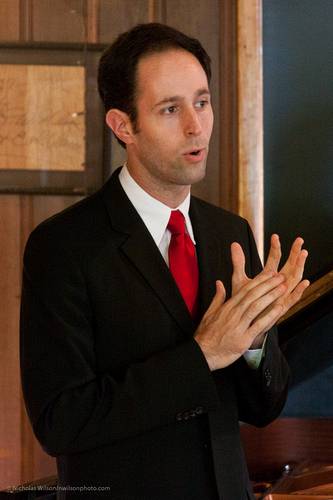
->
[20,23,309,499]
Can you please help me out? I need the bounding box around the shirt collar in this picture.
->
[119,164,196,247]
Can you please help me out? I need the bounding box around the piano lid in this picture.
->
[278,269,333,345]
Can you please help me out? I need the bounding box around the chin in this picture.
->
[184,163,207,185]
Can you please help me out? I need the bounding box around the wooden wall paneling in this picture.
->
[98,0,150,43]
[219,0,238,213]
[19,195,35,485]
[19,0,33,42]
[148,0,164,23]
[0,64,85,172]
[241,418,333,480]
[32,0,86,42]
[164,0,221,206]
[0,196,22,489]
[0,0,20,41]
[86,0,99,43]
[0,45,105,195]
[236,0,264,257]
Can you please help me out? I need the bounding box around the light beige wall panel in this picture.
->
[236,0,263,255]
[0,65,85,172]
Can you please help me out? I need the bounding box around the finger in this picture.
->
[291,248,308,283]
[231,242,247,283]
[232,271,285,308]
[285,237,304,268]
[282,279,310,310]
[240,281,287,325]
[282,248,308,292]
[247,302,284,340]
[264,234,281,272]
[205,280,226,316]
[296,248,308,273]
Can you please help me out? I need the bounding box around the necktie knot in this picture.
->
[167,210,185,235]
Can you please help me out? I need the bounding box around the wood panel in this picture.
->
[0,196,22,489]
[0,64,85,172]
[279,269,333,324]
[32,0,86,42]
[86,0,99,43]
[0,0,20,41]
[219,0,238,213]
[237,0,263,256]
[241,418,333,481]
[98,0,150,43]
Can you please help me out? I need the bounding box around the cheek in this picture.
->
[204,110,214,136]
[144,125,179,152]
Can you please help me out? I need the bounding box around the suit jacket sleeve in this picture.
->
[20,226,220,457]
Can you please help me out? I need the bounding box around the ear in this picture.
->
[105,109,135,145]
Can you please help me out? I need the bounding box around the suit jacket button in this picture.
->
[264,368,272,386]
[195,406,204,415]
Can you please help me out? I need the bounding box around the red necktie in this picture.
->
[167,210,199,317]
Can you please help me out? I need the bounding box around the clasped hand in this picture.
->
[195,235,309,371]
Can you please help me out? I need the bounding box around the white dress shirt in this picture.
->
[119,164,195,266]
[119,164,264,369]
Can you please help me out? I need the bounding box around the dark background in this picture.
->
[263,0,333,415]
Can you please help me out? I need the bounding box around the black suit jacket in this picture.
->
[20,168,290,499]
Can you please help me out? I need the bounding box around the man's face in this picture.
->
[126,49,214,198]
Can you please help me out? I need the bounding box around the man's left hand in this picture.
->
[231,234,310,348]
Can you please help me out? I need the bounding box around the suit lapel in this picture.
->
[101,169,194,337]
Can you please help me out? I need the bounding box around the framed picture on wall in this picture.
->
[0,43,107,195]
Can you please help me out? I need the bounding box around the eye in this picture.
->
[195,99,209,109]
[162,105,178,114]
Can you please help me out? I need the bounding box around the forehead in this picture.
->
[135,49,209,102]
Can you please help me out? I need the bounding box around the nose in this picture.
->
[183,108,202,137]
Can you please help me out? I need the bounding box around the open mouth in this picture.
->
[183,148,205,162]
[184,148,203,156]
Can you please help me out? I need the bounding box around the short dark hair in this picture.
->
[98,22,211,148]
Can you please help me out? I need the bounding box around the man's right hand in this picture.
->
[194,270,286,371]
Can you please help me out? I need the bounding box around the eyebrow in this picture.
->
[153,87,210,109]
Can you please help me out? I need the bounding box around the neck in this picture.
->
[125,162,191,209]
